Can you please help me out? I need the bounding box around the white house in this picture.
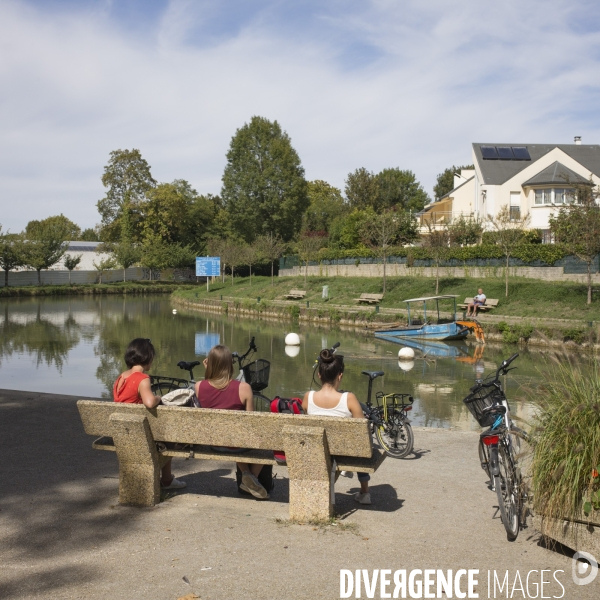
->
[419,139,600,241]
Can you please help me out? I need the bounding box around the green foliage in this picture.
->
[495,321,534,343]
[563,327,586,344]
[328,209,373,250]
[375,168,429,212]
[25,214,81,241]
[531,359,600,524]
[303,180,344,233]
[344,168,378,210]
[0,228,26,287]
[63,254,82,272]
[482,228,542,245]
[79,227,100,242]
[433,164,474,200]
[23,216,70,283]
[97,149,156,241]
[448,215,483,246]
[221,116,308,243]
[255,232,287,285]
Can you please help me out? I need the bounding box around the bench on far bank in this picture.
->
[355,293,384,305]
[457,297,499,313]
[283,289,307,300]
[77,401,385,521]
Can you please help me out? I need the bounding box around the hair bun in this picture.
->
[319,349,334,364]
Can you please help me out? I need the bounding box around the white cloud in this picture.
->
[0,0,599,232]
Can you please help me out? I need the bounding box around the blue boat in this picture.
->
[382,337,469,358]
[374,295,471,343]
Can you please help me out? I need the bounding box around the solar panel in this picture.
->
[497,146,514,160]
[511,146,531,160]
[480,146,498,159]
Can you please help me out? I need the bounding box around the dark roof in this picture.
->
[522,161,590,187]
[473,143,600,185]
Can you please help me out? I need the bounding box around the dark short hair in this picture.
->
[318,348,345,385]
[124,338,155,368]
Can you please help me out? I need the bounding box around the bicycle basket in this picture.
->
[374,392,413,410]
[463,386,503,427]
[242,359,270,392]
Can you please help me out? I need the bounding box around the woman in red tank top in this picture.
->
[194,345,269,500]
[113,338,186,490]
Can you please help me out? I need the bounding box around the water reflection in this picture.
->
[0,296,565,428]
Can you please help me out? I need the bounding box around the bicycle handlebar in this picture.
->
[496,353,519,380]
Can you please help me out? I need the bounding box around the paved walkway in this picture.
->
[0,389,596,599]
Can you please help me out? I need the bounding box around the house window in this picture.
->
[533,188,575,205]
[541,229,553,244]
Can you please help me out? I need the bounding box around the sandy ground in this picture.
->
[0,389,597,600]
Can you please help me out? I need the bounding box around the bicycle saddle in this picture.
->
[361,370,385,380]
[177,361,200,371]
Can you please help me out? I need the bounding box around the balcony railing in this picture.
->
[418,211,477,231]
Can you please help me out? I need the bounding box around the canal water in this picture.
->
[0,295,555,430]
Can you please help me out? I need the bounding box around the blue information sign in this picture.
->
[195,333,220,356]
[196,257,220,277]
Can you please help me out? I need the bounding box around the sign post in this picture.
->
[196,257,221,292]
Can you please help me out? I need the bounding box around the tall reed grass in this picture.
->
[530,357,600,525]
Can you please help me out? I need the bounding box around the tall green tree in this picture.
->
[97,149,156,241]
[376,168,429,213]
[345,168,379,210]
[303,180,344,233]
[328,209,372,250]
[0,228,26,287]
[549,182,600,304]
[23,217,70,284]
[221,116,308,243]
[25,214,81,241]
[433,164,474,200]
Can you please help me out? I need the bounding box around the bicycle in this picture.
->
[150,337,272,413]
[463,353,529,541]
[311,343,414,458]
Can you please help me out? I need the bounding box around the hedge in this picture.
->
[306,243,570,265]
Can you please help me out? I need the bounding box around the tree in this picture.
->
[242,243,259,286]
[328,209,372,250]
[433,164,474,201]
[139,234,194,280]
[255,232,286,286]
[23,217,69,285]
[345,168,379,210]
[221,116,308,243]
[375,168,429,213]
[361,209,418,294]
[487,205,531,297]
[92,256,116,284]
[0,228,26,287]
[422,223,451,295]
[303,180,344,233]
[80,227,100,241]
[110,242,139,282]
[220,239,246,286]
[296,232,328,287]
[97,149,156,241]
[549,182,600,304]
[25,214,81,241]
[448,215,483,246]
[63,254,82,284]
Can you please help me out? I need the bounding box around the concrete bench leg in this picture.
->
[283,425,333,522]
[109,413,160,507]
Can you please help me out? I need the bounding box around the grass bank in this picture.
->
[0,281,193,297]
[173,275,600,321]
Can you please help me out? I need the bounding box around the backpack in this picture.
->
[270,396,303,464]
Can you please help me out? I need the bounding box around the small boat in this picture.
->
[375,295,475,343]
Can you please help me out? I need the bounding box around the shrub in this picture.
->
[531,359,600,525]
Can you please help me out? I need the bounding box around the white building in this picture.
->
[419,140,600,241]
[53,241,112,270]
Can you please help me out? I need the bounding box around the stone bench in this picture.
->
[283,289,307,300]
[457,297,499,312]
[77,400,385,521]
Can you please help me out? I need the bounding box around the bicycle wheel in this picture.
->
[375,411,414,458]
[150,376,189,395]
[252,393,271,413]
[494,440,520,541]
[478,439,491,480]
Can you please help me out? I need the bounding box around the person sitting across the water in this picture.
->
[466,288,487,317]
[194,344,269,500]
[113,338,186,490]
[302,349,372,505]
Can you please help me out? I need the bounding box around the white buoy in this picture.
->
[398,360,415,372]
[285,332,301,346]
[172,309,177,315]
[398,347,415,360]
[285,345,300,358]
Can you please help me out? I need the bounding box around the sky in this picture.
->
[1,0,600,232]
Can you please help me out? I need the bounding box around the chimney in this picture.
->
[574,136,582,145]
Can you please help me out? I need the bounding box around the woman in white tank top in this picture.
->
[302,349,372,504]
